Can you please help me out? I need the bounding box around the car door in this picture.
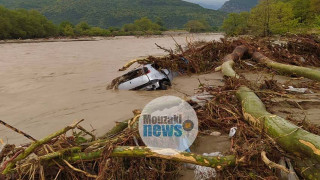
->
[118,68,150,90]
[146,65,166,81]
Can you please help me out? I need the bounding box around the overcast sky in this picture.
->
[183,0,228,6]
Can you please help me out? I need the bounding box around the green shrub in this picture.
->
[120,17,165,35]
[0,6,57,39]
[184,20,211,33]
[62,24,75,37]
[84,27,110,36]
[222,12,250,36]
[75,22,91,35]
[314,15,320,27]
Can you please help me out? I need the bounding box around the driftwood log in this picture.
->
[252,52,320,81]
[236,86,320,179]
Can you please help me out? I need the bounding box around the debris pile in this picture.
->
[1,35,320,179]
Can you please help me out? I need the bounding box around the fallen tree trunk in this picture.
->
[41,146,236,170]
[252,52,320,81]
[236,86,320,179]
[219,45,248,78]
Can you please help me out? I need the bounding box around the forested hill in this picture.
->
[0,0,227,29]
[219,0,258,13]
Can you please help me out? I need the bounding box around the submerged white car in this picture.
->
[118,64,174,90]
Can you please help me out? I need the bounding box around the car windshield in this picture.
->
[119,67,149,83]
[151,63,160,70]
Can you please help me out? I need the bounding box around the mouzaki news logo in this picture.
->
[139,96,198,155]
[142,114,189,137]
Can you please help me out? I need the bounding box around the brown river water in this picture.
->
[0,33,224,145]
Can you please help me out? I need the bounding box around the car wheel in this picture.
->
[159,80,170,90]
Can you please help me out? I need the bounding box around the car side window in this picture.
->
[143,67,149,74]
[151,63,160,70]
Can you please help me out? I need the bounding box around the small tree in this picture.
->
[0,6,12,39]
[122,23,137,32]
[249,0,297,36]
[222,12,250,36]
[155,17,166,31]
[249,0,275,36]
[314,15,320,27]
[86,27,110,36]
[184,20,210,33]
[133,17,161,31]
[269,1,298,34]
[63,24,75,37]
[155,17,164,27]
[108,27,120,33]
[310,0,320,15]
[290,0,311,23]
[59,21,74,35]
[75,21,91,35]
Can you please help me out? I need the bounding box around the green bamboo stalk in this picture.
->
[58,146,236,169]
[100,120,128,139]
[39,147,82,163]
[2,119,84,175]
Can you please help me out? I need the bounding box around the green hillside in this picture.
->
[219,0,258,13]
[0,0,227,29]
[222,0,320,36]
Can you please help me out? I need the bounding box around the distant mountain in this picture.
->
[183,0,227,10]
[198,3,221,10]
[0,0,227,29]
[219,0,258,13]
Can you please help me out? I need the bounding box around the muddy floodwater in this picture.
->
[0,34,224,144]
